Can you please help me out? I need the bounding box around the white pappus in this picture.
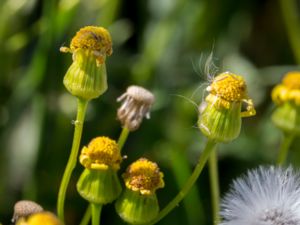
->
[220,166,300,225]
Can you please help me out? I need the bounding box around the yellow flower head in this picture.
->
[123,158,164,195]
[272,71,300,105]
[16,212,62,225]
[60,26,112,65]
[79,137,122,171]
[205,72,256,117]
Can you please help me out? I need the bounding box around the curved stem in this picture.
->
[278,0,300,64]
[79,204,91,225]
[91,203,102,225]
[57,98,88,222]
[208,148,220,225]
[148,139,217,225]
[277,133,295,166]
[117,127,130,152]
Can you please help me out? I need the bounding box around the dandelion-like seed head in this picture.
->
[272,71,300,106]
[12,200,43,222]
[117,85,155,131]
[79,137,122,171]
[61,26,112,65]
[123,158,164,195]
[220,166,300,225]
[16,212,62,225]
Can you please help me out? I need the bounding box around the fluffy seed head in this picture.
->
[13,200,43,222]
[220,166,300,225]
[272,71,300,106]
[117,85,155,131]
[79,137,122,171]
[123,158,164,195]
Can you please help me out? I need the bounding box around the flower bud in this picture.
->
[61,26,112,100]
[198,72,256,142]
[117,85,155,131]
[115,158,164,224]
[271,71,300,134]
[77,137,122,204]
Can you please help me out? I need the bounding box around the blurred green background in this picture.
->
[0,0,300,224]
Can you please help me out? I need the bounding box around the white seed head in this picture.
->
[220,166,300,225]
[12,200,43,222]
[117,85,154,131]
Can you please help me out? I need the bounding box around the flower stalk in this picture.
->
[277,133,295,165]
[208,149,220,225]
[91,203,102,225]
[148,139,217,225]
[57,98,88,221]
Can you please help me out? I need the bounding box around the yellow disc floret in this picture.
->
[272,71,300,105]
[204,72,256,116]
[79,137,122,171]
[209,72,247,102]
[60,26,112,65]
[17,212,62,225]
[123,158,164,195]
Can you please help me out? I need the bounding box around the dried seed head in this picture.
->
[12,200,43,222]
[79,136,122,171]
[117,85,155,131]
[123,158,164,195]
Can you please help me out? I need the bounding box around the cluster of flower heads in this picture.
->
[220,166,300,225]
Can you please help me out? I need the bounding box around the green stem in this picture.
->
[208,148,220,225]
[57,98,88,222]
[277,133,295,166]
[117,127,130,152]
[91,203,102,225]
[148,139,217,225]
[79,204,91,225]
[278,0,300,64]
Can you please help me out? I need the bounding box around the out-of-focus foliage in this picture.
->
[0,0,300,224]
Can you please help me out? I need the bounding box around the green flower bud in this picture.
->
[115,158,164,224]
[115,189,159,225]
[77,168,122,204]
[60,26,112,100]
[271,72,300,135]
[63,49,107,100]
[198,72,256,143]
[76,137,122,204]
